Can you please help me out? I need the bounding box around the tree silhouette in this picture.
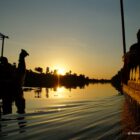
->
[35,67,43,74]
[53,69,58,75]
[46,67,50,74]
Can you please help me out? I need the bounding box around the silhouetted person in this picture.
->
[14,49,29,114]
[16,49,29,87]
[128,29,140,69]
[123,29,140,84]
[0,57,15,87]
[130,29,140,52]
[0,49,29,114]
[0,57,15,114]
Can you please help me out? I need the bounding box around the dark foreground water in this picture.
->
[0,84,124,140]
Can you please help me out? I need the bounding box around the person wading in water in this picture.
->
[0,49,29,114]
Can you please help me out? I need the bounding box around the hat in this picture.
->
[20,49,29,57]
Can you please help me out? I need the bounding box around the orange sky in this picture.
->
[0,0,140,79]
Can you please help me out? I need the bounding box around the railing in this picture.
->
[128,65,140,91]
[129,65,140,82]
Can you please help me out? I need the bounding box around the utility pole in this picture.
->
[0,33,9,57]
[120,0,126,55]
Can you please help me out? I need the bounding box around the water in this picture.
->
[0,84,124,140]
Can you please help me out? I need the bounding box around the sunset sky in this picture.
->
[0,0,140,79]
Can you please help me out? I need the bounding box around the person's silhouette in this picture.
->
[127,29,140,73]
[14,49,29,114]
[130,29,140,52]
[0,57,15,114]
[123,29,140,84]
[0,49,29,114]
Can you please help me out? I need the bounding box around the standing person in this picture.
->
[130,29,140,52]
[123,29,140,84]
[129,29,140,69]
[0,57,15,114]
[14,49,29,114]
[0,49,29,114]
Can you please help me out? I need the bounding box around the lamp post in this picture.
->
[120,0,126,55]
[0,33,9,57]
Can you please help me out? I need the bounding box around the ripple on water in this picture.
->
[0,95,124,140]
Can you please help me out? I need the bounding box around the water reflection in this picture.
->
[23,86,73,99]
[24,86,74,99]
[0,84,119,115]
[0,89,26,136]
[122,96,140,140]
[17,116,27,133]
[0,114,27,137]
[0,84,124,139]
[0,84,26,137]
[23,83,118,100]
[0,88,25,115]
[34,87,42,98]
[46,88,49,98]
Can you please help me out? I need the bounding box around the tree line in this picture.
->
[24,66,110,88]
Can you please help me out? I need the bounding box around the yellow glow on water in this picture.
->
[24,84,116,102]
[53,87,67,98]
[21,84,119,113]
[57,87,65,93]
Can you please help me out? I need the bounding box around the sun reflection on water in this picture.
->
[24,84,116,101]
[20,84,119,114]
[53,86,67,98]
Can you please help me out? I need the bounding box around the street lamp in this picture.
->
[0,32,9,57]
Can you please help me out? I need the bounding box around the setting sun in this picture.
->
[58,68,65,75]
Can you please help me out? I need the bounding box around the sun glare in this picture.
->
[58,68,65,75]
